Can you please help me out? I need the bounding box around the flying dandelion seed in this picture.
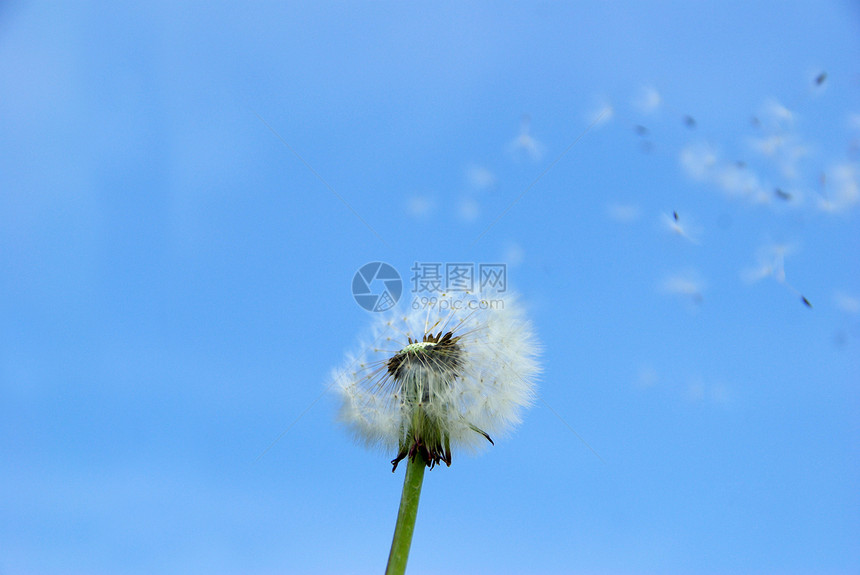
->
[774,187,792,201]
[662,211,700,244]
[333,291,540,471]
[742,243,812,308]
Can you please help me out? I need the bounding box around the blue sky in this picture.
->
[1,2,858,574]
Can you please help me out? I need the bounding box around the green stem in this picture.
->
[385,453,426,575]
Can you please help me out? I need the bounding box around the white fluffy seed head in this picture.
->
[331,291,541,468]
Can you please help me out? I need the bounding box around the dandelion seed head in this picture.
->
[332,291,540,469]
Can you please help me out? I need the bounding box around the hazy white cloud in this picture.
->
[748,133,809,180]
[503,242,525,267]
[679,142,718,180]
[685,378,706,403]
[635,365,731,406]
[817,162,859,214]
[636,365,659,389]
[633,85,662,114]
[466,164,497,190]
[758,98,795,129]
[457,197,480,222]
[586,99,614,128]
[509,115,544,161]
[406,194,435,218]
[834,291,860,314]
[606,202,640,223]
[659,270,705,304]
[742,242,794,284]
[680,143,771,204]
[715,163,771,203]
[685,377,731,405]
[750,134,784,157]
[744,98,813,180]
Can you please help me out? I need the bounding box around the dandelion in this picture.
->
[335,291,539,469]
[332,291,540,574]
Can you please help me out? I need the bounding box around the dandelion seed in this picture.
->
[333,291,540,471]
[742,243,812,308]
[774,187,792,201]
[662,211,700,244]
